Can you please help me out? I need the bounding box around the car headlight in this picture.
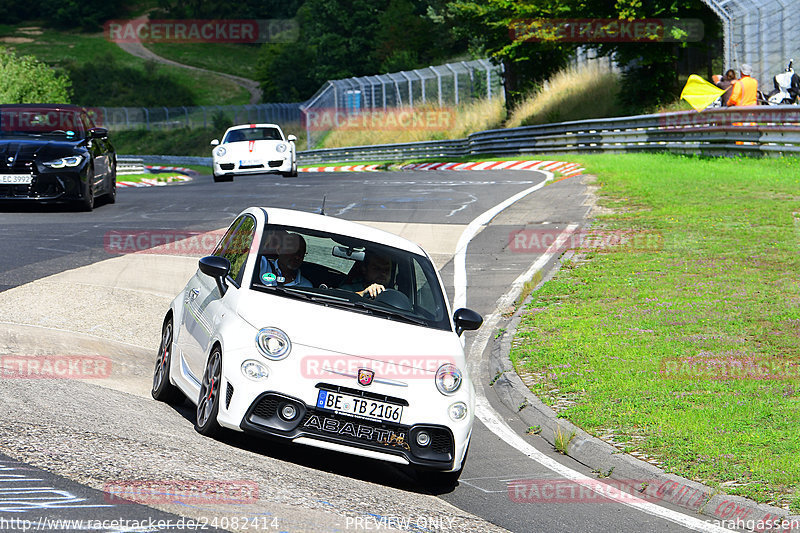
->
[449,401,468,421]
[43,155,83,168]
[241,360,270,381]
[215,146,227,157]
[255,327,291,360]
[435,363,462,395]
[276,143,287,153]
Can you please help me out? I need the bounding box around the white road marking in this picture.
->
[456,174,735,533]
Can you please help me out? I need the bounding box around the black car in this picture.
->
[0,104,116,210]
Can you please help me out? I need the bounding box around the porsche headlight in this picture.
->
[435,363,462,395]
[43,155,83,168]
[256,327,291,360]
[215,146,227,157]
[276,143,287,153]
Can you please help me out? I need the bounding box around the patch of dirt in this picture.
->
[18,27,43,35]
[0,37,34,43]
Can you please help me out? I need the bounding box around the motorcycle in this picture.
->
[757,60,800,105]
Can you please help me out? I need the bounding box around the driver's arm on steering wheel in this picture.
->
[357,283,385,298]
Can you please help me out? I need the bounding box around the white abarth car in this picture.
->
[152,207,482,484]
[210,124,297,182]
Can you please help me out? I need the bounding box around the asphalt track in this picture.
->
[0,170,738,532]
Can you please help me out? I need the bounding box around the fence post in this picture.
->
[445,64,459,106]
[183,106,189,127]
[202,106,207,129]
[430,66,442,108]
[400,71,413,108]
[143,108,149,130]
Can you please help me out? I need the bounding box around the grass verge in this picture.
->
[509,152,800,512]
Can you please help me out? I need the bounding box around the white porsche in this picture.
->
[210,124,297,182]
[152,207,483,484]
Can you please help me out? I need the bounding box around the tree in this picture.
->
[0,47,72,104]
[434,0,580,111]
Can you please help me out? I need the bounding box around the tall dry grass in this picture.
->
[505,61,622,128]
[318,97,505,149]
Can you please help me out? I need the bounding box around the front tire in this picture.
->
[195,347,223,437]
[152,318,184,404]
[105,174,117,204]
[80,168,95,211]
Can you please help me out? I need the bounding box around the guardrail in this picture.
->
[116,158,145,175]
[297,106,800,163]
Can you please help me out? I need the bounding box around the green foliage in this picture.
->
[0,47,71,104]
[62,53,196,106]
[0,0,125,31]
[256,0,463,102]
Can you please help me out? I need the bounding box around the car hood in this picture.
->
[0,137,85,162]
[221,140,285,155]
[237,289,463,372]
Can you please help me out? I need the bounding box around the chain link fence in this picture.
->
[300,59,504,147]
[98,104,302,131]
[702,0,800,83]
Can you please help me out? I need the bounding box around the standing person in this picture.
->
[727,64,758,106]
[716,69,737,106]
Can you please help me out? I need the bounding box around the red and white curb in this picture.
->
[117,165,196,188]
[299,160,584,177]
[299,164,381,172]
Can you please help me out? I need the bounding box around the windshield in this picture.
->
[250,224,451,331]
[223,127,283,143]
[0,107,87,138]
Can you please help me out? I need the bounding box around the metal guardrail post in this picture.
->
[400,71,413,108]
[430,66,442,108]
[445,64,459,106]
[143,108,149,130]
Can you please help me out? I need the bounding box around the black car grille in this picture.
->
[267,160,283,168]
[430,429,453,455]
[225,382,234,409]
[219,163,235,170]
[251,395,280,419]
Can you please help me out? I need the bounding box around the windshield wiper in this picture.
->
[350,301,428,326]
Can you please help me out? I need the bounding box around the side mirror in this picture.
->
[89,127,108,139]
[453,308,482,336]
[210,139,220,146]
[199,256,230,296]
[287,134,297,142]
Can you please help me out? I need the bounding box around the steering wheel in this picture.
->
[373,289,413,311]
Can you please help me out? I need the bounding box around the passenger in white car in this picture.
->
[259,231,312,287]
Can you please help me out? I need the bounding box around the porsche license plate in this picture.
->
[0,174,32,185]
[316,390,403,423]
[239,159,260,167]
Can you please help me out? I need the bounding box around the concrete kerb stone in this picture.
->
[489,248,800,531]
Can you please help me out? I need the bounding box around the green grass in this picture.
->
[144,42,261,80]
[509,153,800,512]
[117,173,183,183]
[2,27,248,106]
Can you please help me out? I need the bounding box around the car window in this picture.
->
[251,224,451,331]
[213,215,256,287]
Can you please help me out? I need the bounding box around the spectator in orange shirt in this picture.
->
[727,64,758,106]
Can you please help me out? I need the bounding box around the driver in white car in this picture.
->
[339,251,393,298]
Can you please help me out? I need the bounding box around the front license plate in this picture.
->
[316,390,403,424]
[239,159,260,166]
[0,174,33,185]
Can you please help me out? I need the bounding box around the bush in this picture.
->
[0,46,72,104]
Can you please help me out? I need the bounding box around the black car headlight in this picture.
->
[43,155,83,168]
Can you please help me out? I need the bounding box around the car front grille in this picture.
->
[219,163,235,170]
[225,382,234,409]
[268,160,283,168]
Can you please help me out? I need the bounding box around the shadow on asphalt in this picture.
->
[166,398,463,497]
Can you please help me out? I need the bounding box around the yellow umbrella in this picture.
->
[680,74,726,111]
